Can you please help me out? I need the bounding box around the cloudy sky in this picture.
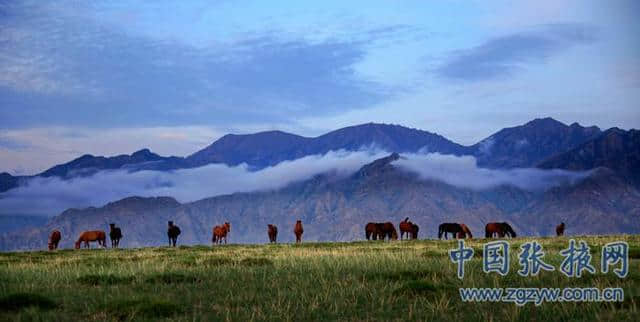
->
[1,0,639,174]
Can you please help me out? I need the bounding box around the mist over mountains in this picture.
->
[0,117,638,250]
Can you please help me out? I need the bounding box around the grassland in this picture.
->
[0,235,639,321]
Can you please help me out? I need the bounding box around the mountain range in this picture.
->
[0,117,638,250]
[0,117,626,193]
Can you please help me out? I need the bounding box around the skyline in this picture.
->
[1,1,639,174]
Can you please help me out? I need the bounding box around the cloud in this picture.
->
[394,153,591,190]
[437,24,596,81]
[0,149,593,216]
[0,2,397,129]
[0,149,387,216]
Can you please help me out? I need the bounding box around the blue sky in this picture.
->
[1,0,638,174]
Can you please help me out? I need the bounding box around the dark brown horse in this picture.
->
[48,230,61,251]
[365,222,380,240]
[294,220,304,243]
[109,223,122,248]
[74,230,106,249]
[456,223,473,239]
[485,222,517,238]
[438,223,462,240]
[167,221,181,247]
[267,224,278,243]
[410,223,419,239]
[212,222,231,245]
[399,217,416,240]
[377,222,398,241]
[556,222,565,236]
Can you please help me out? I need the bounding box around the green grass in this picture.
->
[0,235,638,321]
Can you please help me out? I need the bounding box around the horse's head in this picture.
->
[74,241,81,249]
[502,223,516,237]
[224,222,230,232]
[48,242,54,251]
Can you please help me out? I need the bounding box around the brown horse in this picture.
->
[411,223,419,239]
[556,222,565,236]
[457,224,473,239]
[377,222,398,241]
[365,222,380,240]
[212,222,231,245]
[438,223,462,240]
[167,221,181,247]
[399,217,415,240]
[294,220,304,243]
[267,224,278,243]
[74,231,106,249]
[485,222,517,238]
[48,230,61,251]
[109,223,122,248]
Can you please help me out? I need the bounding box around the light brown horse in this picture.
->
[457,224,473,239]
[48,230,61,251]
[399,217,415,240]
[294,220,304,243]
[74,230,106,249]
[485,222,516,238]
[212,222,231,245]
[556,222,565,236]
[267,224,278,243]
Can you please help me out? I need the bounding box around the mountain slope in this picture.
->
[471,118,601,168]
[537,128,640,183]
[3,153,638,251]
[186,123,467,169]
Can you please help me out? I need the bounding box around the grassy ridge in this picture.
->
[0,236,638,321]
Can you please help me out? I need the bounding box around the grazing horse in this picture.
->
[267,224,278,243]
[48,230,61,251]
[74,231,106,249]
[365,222,380,240]
[109,223,122,248]
[212,222,231,245]
[399,217,415,240]
[438,223,462,240]
[294,220,304,243]
[485,222,517,238]
[167,221,181,247]
[377,222,398,241]
[556,222,565,236]
[456,224,473,239]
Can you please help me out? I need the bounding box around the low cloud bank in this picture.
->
[395,153,591,190]
[0,150,387,216]
[0,150,592,216]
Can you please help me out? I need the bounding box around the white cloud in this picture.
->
[394,153,591,190]
[0,149,387,216]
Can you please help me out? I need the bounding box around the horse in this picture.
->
[556,222,565,236]
[377,222,398,241]
[485,222,517,238]
[456,223,473,239]
[74,230,106,249]
[109,223,122,248]
[48,230,61,251]
[410,223,419,239]
[267,224,278,243]
[167,221,181,247]
[365,222,380,240]
[294,220,304,243]
[438,223,462,240]
[399,217,415,240]
[212,222,231,245]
